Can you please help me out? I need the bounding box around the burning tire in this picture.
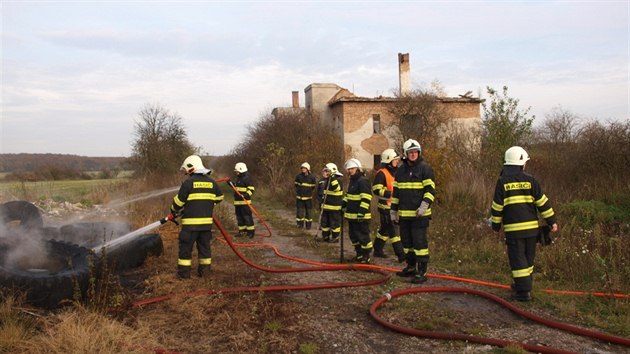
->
[101,233,163,271]
[0,239,91,309]
[58,222,133,249]
[0,200,43,231]
[59,222,162,271]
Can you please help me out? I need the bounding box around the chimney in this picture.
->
[398,53,411,96]
[292,91,299,108]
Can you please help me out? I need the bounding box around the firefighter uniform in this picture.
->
[295,166,317,229]
[317,173,343,242]
[171,172,224,278]
[372,164,405,261]
[343,167,373,263]
[234,170,256,238]
[491,164,556,300]
[392,149,435,283]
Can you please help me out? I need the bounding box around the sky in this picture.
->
[1,1,629,157]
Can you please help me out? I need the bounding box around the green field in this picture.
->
[0,178,131,204]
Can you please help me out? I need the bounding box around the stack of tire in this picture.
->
[0,201,163,309]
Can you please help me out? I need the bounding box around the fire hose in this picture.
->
[133,214,630,352]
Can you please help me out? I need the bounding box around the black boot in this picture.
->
[305,221,312,230]
[373,238,387,258]
[177,266,191,279]
[359,248,371,264]
[392,241,405,263]
[411,262,428,284]
[197,264,211,278]
[396,254,416,277]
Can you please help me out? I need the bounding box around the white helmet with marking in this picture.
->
[344,158,362,171]
[323,162,343,176]
[181,155,205,174]
[234,162,248,173]
[380,148,400,164]
[300,162,311,172]
[403,139,421,155]
[504,146,530,166]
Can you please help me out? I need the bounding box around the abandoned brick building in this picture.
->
[273,53,483,169]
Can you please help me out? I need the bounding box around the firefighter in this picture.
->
[372,148,405,262]
[233,162,256,238]
[391,139,435,284]
[169,155,224,279]
[295,162,317,229]
[343,158,373,263]
[490,146,558,301]
[317,163,343,242]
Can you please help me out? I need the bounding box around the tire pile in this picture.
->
[0,201,163,309]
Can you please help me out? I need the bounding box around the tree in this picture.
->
[130,103,196,176]
[536,106,580,146]
[481,86,534,173]
[231,109,342,200]
[387,87,451,150]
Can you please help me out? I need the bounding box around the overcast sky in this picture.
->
[1,1,628,157]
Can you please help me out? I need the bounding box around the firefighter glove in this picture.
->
[390,210,399,224]
[416,201,429,217]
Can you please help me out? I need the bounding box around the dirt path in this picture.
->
[130,203,628,354]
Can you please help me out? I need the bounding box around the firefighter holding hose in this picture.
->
[233,162,256,238]
[169,155,224,279]
[490,146,558,301]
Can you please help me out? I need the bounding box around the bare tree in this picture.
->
[536,106,580,145]
[130,103,196,176]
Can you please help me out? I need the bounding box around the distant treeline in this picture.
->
[0,153,130,173]
[0,154,130,181]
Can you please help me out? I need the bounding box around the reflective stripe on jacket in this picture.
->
[171,174,224,230]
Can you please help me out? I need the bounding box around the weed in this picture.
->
[299,342,319,354]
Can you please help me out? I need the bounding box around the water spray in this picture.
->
[92,214,178,255]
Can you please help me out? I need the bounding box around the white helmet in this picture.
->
[324,162,343,176]
[344,158,362,171]
[403,139,421,155]
[234,162,248,173]
[300,162,311,171]
[380,148,399,164]
[181,155,205,174]
[504,146,530,166]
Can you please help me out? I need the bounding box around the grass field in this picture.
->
[0,178,131,204]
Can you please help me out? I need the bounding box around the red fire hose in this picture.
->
[134,213,630,352]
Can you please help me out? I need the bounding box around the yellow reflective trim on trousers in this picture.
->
[178,259,192,266]
[504,220,539,232]
[187,193,219,201]
[332,226,341,233]
[361,242,374,250]
[376,232,388,241]
[491,216,502,223]
[174,195,185,207]
[390,236,401,243]
[535,194,549,207]
[199,258,212,265]
[296,196,313,200]
[246,226,255,231]
[413,248,429,256]
[492,201,503,212]
[234,200,251,205]
[504,195,535,205]
[181,217,213,225]
[422,178,435,189]
[540,208,555,218]
[512,266,534,278]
